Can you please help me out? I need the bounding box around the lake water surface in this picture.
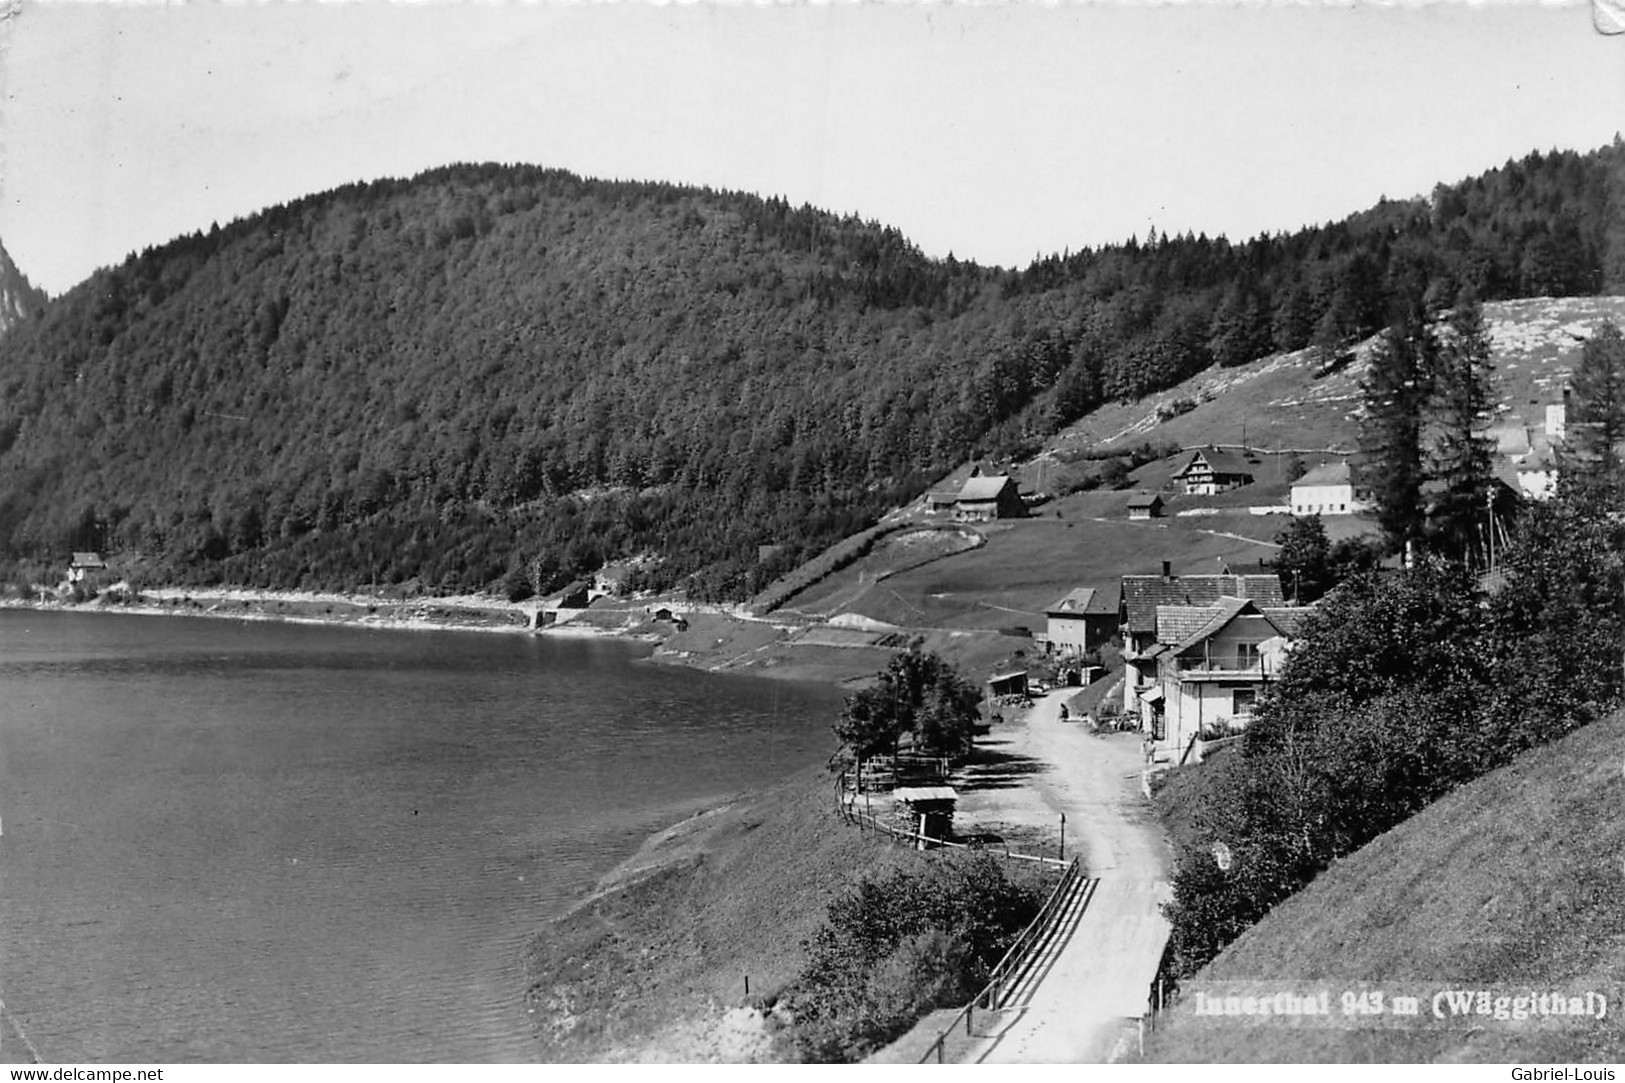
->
[0,611,841,1062]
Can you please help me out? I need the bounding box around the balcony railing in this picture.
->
[1177,656,1272,676]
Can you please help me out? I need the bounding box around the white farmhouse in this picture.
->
[1289,462,1358,516]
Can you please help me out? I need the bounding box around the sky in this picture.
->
[1,1,1623,297]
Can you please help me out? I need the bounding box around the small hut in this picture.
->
[1127,493,1165,520]
[891,786,958,847]
[987,670,1029,699]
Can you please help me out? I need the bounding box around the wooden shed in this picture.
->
[1126,493,1164,520]
[891,786,958,847]
[987,670,1029,698]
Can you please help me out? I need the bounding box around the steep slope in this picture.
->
[1035,294,1625,467]
[1145,710,1625,1062]
[0,238,47,335]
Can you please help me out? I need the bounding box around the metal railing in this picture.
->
[919,856,1087,1063]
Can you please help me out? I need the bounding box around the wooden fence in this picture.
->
[838,800,1069,867]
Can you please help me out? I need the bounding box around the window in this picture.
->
[1235,642,1260,669]
[1233,689,1256,716]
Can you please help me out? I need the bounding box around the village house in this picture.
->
[1043,585,1120,656]
[67,552,106,584]
[1170,447,1255,495]
[1119,565,1284,718]
[1133,597,1315,767]
[555,581,592,609]
[592,562,635,598]
[953,474,1024,522]
[1126,492,1164,520]
[1486,392,1571,503]
[1289,461,1359,516]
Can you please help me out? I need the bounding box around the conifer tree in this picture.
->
[1359,304,1436,553]
[1426,291,1500,560]
[1561,319,1625,503]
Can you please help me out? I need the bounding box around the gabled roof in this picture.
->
[1489,459,1524,491]
[1120,573,1284,634]
[1156,603,1229,645]
[1160,598,1309,655]
[1259,605,1317,638]
[957,474,1016,502]
[1166,596,1258,654]
[1046,584,1121,617]
[1292,462,1351,489]
[1517,447,1558,472]
[1126,492,1164,508]
[1172,447,1254,479]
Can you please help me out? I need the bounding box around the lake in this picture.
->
[0,610,842,1062]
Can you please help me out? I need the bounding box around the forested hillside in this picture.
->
[1,142,1621,598]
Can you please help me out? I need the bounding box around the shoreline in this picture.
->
[0,587,902,688]
[0,589,669,643]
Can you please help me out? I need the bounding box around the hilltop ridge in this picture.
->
[0,144,1622,600]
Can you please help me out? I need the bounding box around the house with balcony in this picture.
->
[1170,447,1255,496]
[1119,564,1284,716]
[1135,597,1314,767]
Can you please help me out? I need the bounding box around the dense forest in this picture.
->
[0,141,1622,598]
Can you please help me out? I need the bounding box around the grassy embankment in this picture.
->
[1143,709,1625,1062]
[521,764,1060,1062]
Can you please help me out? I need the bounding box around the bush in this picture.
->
[502,565,535,603]
[783,852,1042,1062]
[1158,493,1625,985]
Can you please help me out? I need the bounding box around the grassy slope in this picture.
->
[523,766,931,1061]
[1145,710,1625,1063]
[1040,295,1625,464]
[757,296,1625,653]
[787,510,1283,635]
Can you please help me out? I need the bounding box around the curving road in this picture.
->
[968,692,1173,1063]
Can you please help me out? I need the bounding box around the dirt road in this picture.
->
[959,691,1173,1063]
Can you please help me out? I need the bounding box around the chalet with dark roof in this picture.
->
[954,474,1023,522]
[1120,564,1286,721]
[1119,565,1284,653]
[1171,447,1255,495]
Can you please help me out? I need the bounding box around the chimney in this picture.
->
[1162,560,1173,580]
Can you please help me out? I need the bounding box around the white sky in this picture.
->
[2,1,1623,296]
